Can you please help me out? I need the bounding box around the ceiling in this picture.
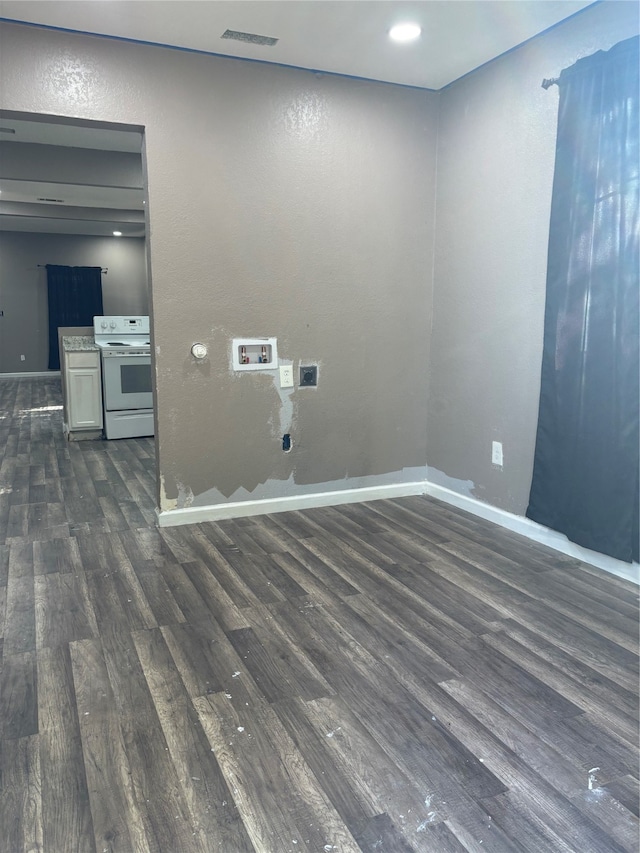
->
[0,115,145,237]
[0,0,598,90]
[0,1,599,238]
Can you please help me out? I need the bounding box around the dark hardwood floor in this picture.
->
[1,375,638,852]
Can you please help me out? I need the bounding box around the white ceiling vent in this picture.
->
[221,29,278,47]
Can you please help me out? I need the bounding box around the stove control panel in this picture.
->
[94,316,150,337]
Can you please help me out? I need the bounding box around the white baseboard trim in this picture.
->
[0,371,61,379]
[155,476,638,585]
[425,482,639,585]
[156,480,428,527]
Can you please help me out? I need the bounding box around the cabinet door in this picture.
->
[67,367,103,429]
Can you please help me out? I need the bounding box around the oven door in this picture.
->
[102,353,153,411]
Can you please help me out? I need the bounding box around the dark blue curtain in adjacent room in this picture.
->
[46,265,103,371]
[527,36,639,563]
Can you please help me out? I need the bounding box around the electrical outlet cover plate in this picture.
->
[299,365,317,387]
[279,365,294,388]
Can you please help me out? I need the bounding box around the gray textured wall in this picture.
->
[0,21,437,509]
[2,5,632,518]
[0,232,148,373]
[428,1,639,515]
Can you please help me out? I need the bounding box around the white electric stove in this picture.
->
[93,316,154,439]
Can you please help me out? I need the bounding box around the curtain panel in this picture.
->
[46,265,104,371]
[527,36,639,563]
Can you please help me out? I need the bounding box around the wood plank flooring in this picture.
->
[0,375,638,852]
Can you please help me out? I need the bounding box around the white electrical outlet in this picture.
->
[279,365,294,388]
[20,354,25,361]
[492,441,503,467]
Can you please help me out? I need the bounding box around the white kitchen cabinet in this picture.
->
[65,350,103,430]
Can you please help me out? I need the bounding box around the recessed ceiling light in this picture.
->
[389,23,422,43]
[113,231,122,237]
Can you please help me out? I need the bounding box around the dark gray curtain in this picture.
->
[527,36,639,563]
[47,265,103,370]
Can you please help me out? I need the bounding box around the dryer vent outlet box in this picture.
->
[232,338,278,371]
[300,365,318,386]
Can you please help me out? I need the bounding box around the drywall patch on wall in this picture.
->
[427,465,475,498]
[159,473,178,511]
[189,465,428,508]
[228,343,296,438]
[157,469,429,526]
[157,331,305,506]
[176,481,195,509]
[271,363,295,438]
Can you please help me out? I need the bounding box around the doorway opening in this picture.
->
[0,109,157,461]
